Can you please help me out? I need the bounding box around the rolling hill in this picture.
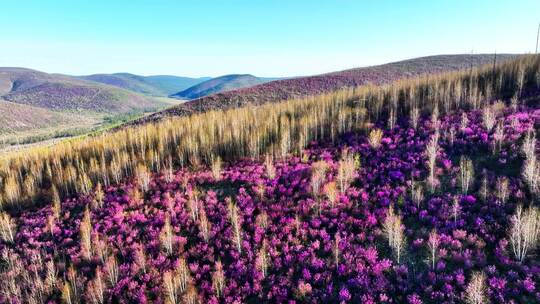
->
[0,99,98,146]
[2,55,539,303]
[0,99,95,134]
[134,54,518,124]
[171,74,279,99]
[0,67,176,146]
[79,73,210,97]
[0,68,168,113]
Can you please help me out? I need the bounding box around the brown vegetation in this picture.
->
[0,55,539,210]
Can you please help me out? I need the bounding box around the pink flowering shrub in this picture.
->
[1,101,539,303]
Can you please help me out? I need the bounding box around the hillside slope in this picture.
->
[137,54,517,124]
[0,100,97,139]
[0,67,174,146]
[171,74,278,99]
[80,73,210,96]
[1,55,539,303]
[0,68,167,113]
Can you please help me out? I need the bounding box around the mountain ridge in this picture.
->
[170,74,279,99]
[79,73,211,96]
[0,67,173,145]
[133,54,519,125]
[0,67,168,113]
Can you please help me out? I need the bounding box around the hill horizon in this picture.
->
[1,53,515,149]
[133,53,519,125]
[1,52,524,80]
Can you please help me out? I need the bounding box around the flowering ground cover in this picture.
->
[1,101,539,303]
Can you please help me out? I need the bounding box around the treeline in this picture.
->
[1,55,539,210]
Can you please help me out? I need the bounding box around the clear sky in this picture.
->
[0,0,539,77]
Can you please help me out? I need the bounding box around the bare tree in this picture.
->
[210,155,223,180]
[426,132,440,192]
[384,206,406,263]
[459,156,474,194]
[536,22,540,54]
[465,272,487,304]
[160,214,175,255]
[212,260,226,298]
[227,198,243,253]
[427,229,440,269]
[0,212,16,243]
[368,129,384,149]
[509,205,540,263]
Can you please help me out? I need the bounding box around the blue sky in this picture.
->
[0,0,538,77]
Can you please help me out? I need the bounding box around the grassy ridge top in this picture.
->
[171,74,279,99]
[0,67,168,113]
[79,73,211,97]
[135,54,518,124]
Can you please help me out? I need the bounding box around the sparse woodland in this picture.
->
[0,55,540,303]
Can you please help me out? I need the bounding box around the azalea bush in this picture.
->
[1,100,539,303]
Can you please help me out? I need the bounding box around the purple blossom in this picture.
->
[1,105,539,303]
[339,287,351,302]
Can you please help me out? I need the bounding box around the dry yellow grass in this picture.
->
[0,55,539,209]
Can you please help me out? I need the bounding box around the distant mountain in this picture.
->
[135,54,519,124]
[80,73,210,96]
[171,74,280,99]
[0,67,174,145]
[144,75,212,96]
[0,68,167,113]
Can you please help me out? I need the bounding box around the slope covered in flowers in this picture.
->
[1,99,540,303]
[135,54,517,125]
